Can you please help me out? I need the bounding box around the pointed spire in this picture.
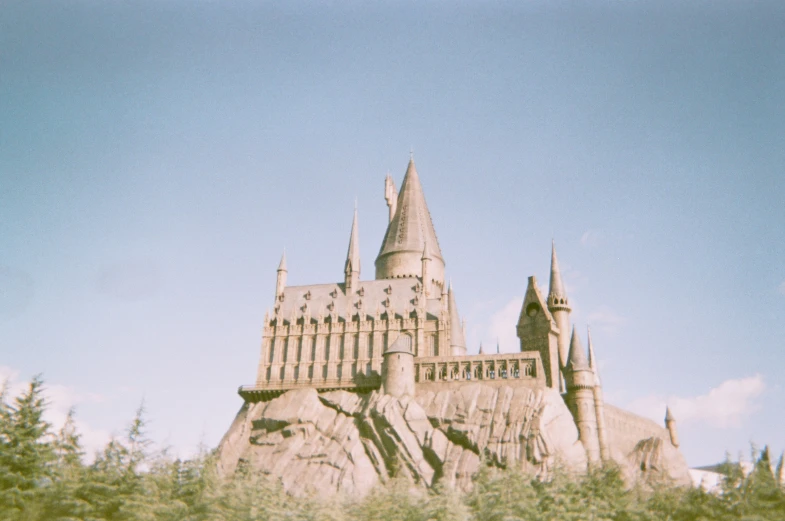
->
[665,406,675,423]
[548,241,569,308]
[479,342,485,355]
[421,238,433,260]
[587,326,601,386]
[344,206,360,276]
[376,156,445,283]
[496,338,500,354]
[448,281,466,355]
[566,327,589,371]
[278,249,287,272]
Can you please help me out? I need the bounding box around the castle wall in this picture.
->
[602,404,671,455]
[256,315,445,389]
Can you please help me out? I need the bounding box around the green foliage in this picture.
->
[2,375,784,521]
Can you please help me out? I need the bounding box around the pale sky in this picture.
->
[1,1,784,467]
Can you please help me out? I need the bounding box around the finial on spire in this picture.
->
[496,338,500,354]
[409,147,414,161]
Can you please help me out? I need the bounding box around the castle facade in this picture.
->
[239,157,679,465]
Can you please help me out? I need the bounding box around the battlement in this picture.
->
[239,351,544,402]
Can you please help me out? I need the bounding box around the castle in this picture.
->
[237,156,680,467]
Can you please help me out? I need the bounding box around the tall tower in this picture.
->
[587,327,610,462]
[344,206,360,294]
[375,158,445,287]
[517,276,560,389]
[665,407,679,447]
[275,250,287,301]
[447,281,467,356]
[547,242,572,389]
[564,328,601,464]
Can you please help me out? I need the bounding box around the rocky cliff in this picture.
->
[216,383,690,497]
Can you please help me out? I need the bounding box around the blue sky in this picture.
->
[1,1,784,467]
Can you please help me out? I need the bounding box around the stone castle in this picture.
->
[218,157,690,495]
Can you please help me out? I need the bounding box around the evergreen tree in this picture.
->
[0,375,55,518]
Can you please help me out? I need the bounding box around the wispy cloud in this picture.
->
[580,229,604,248]
[0,366,112,459]
[587,306,625,336]
[484,297,524,353]
[627,375,766,429]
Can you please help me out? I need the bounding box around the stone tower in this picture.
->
[381,333,415,398]
[665,407,679,447]
[547,242,571,391]
[516,276,560,389]
[375,158,445,288]
[564,328,601,464]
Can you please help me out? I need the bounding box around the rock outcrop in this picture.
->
[215,383,689,496]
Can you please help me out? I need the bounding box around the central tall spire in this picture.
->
[375,157,445,285]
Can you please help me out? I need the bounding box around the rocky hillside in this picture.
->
[216,383,688,497]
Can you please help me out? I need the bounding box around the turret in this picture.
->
[547,242,572,380]
[275,250,287,301]
[448,281,467,356]
[587,327,610,462]
[665,407,679,447]
[516,276,560,389]
[344,206,360,294]
[381,334,415,398]
[384,173,398,223]
[421,241,432,297]
[375,157,445,286]
[564,328,601,464]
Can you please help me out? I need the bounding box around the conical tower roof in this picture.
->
[566,327,589,371]
[344,206,360,276]
[448,281,466,352]
[587,326,601,386]
[375,158,445,281]
[548,241,569,303]
[278,250,287,271]
[665,406,675,422]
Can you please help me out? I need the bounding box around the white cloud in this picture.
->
[0,366,112,460]
[484,297,524,353]
[627,375,766,429]
[580,229,604,248]
[587,306,625,336]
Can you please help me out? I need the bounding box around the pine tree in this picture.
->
[0,375,55,518]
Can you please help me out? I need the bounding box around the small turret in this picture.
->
[384,173,398,223]
[275,250,287,301]
[548,242,572,376]
[448,281,467,356]
[564,328,601,464]
[344,206,360,294]
[381,334,415,398]
[421,241,432,297]
[587,327,610,462]
[665,406,679,447]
